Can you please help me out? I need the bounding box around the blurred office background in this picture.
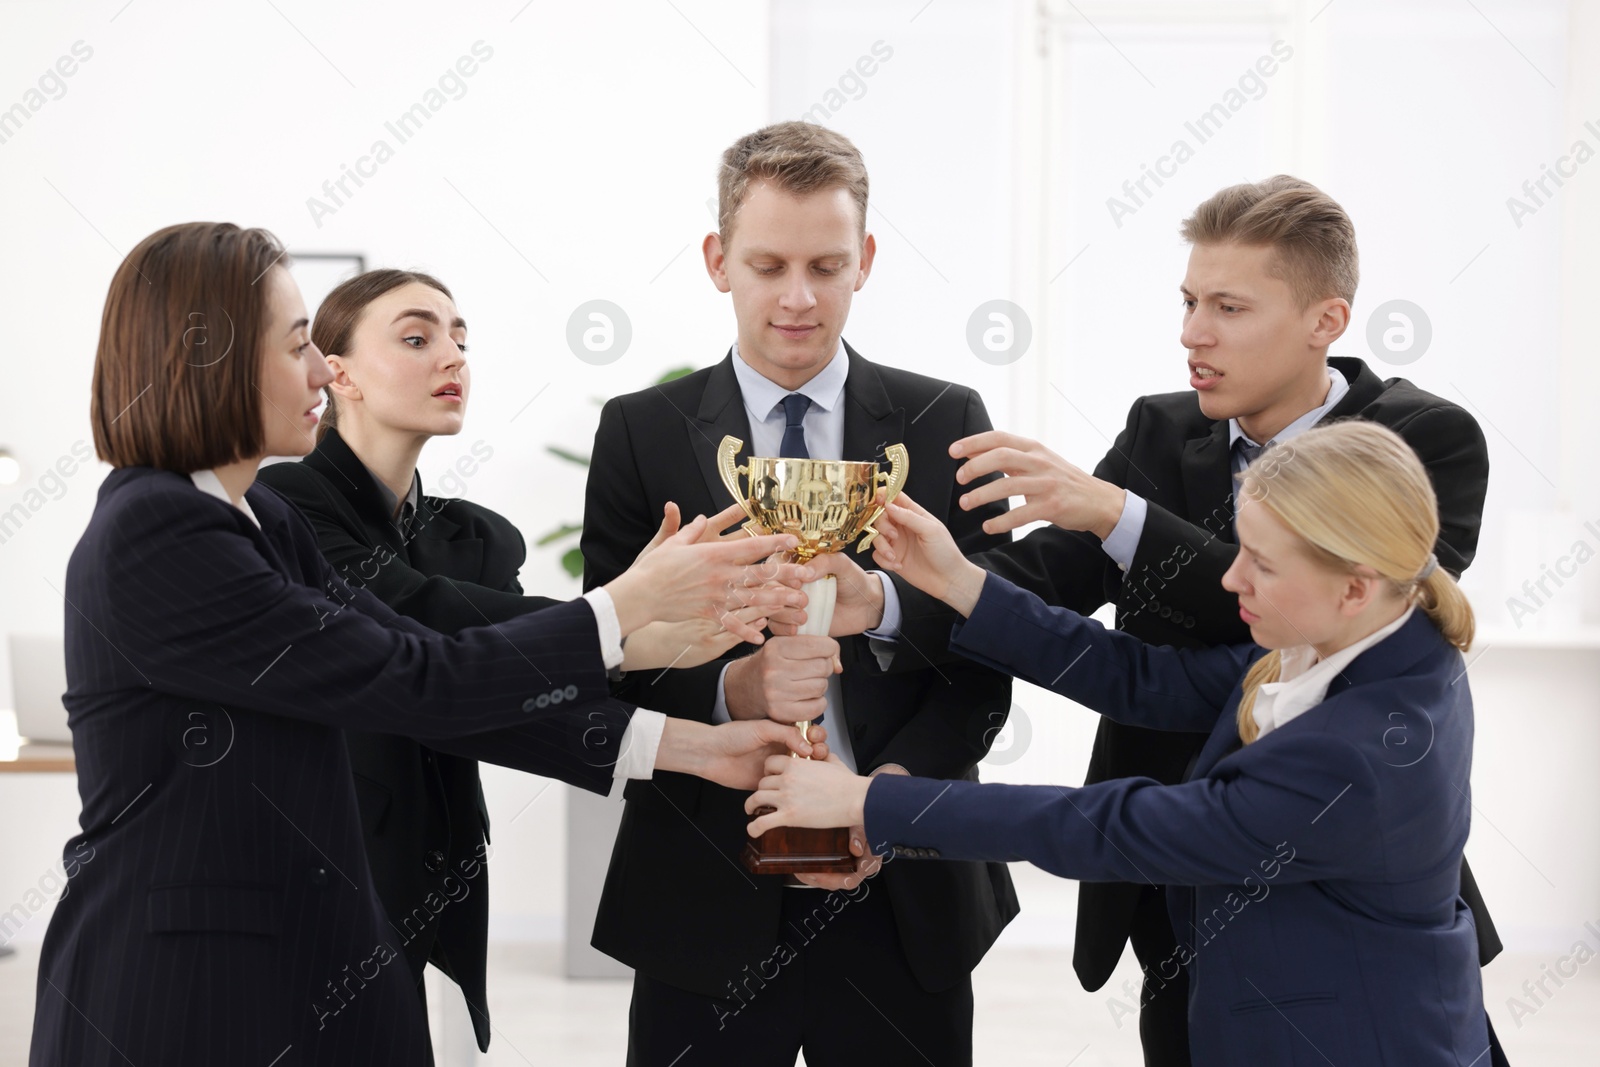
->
[2,0,1597,1062]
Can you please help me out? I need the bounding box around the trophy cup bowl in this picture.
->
[716,435,909,875]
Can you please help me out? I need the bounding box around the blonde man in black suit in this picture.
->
[583,122,1018,1067]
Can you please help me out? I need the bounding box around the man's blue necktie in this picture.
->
[1231,436,1265,516]
[778,392,818,727]
[779,393,811,459]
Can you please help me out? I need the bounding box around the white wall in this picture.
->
[768,0,1025,429]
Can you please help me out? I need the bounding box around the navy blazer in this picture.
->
[864,576,1489,1066]
[31,467,634,1067]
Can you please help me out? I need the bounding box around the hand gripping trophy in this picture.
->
[716,434,909,874]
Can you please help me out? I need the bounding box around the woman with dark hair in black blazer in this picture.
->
[31,223,822,1067]
[256,267,758,1052]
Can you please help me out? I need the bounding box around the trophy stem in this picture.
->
[792,573,835,754]
[796,572,837,637]
[740,570,854,875]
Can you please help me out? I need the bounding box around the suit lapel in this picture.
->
[1325,356,1385,419]
[304,428,480,570]
[1190,613,1440,780]
[303,430,409,553]
[1180,419,1236,543]
[406,499,486,580]
[690,352,755,517]
[1332,608,1437,686]
[840,343,905,466]
[410,500,461,543]
[1175,358,1384,545]
[236,480,296,574]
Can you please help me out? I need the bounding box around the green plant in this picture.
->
[538,366,695,578]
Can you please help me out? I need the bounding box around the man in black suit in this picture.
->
[873,176,1504,1066]
[581,122,1018,1066]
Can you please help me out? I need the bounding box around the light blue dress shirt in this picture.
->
[1100,365,1349,571]
[709,342,903,774]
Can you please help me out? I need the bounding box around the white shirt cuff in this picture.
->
[863,570,901,640]
[608,709,667,797]
[581,588,625,670]
[1101,491,1148,573]
[711,662,735,724]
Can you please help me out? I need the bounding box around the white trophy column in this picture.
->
[796,573,836,638]
[794,572,835,745]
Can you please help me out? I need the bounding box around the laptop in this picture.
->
[8,633,72,743]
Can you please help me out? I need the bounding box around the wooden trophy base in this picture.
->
[741,810,856,875]
[739,574,854,875]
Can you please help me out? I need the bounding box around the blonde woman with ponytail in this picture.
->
[747,420,1492,1066]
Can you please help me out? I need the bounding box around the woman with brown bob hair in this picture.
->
[31,222,822,1067]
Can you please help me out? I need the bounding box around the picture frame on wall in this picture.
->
[289,252,367,317]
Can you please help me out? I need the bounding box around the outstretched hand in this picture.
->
[869,493,988,617]
[608,502,809,642]
[621,605,775,671]
[634,501,766,560]
[766,549,888,638]
[744,752,872,837]
[949,431,1125,540]
[694,719,830,793]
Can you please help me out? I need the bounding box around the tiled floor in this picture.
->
[3,941,1594,1064]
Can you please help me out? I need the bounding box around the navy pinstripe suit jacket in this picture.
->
[30,467,632,1066]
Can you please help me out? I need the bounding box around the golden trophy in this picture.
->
[716,434,909,874]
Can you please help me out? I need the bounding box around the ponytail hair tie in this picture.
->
[1414,553,1438,582]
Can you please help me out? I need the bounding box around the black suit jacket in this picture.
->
[581,345,1020,998]
[31,466,635,1067]
[890,355,1499,991]
[258,428,560,1053]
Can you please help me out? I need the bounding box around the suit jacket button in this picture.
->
[309,867,329,887]
[522,698,539,712]
[564,684,580,700]
[1159,606,1172,619]
[424,849,446,873]
[928,849,940,859]
[1184,618,1196,629]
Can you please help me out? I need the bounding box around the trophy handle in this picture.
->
[716,435,761,530]
[856,443,910,553]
